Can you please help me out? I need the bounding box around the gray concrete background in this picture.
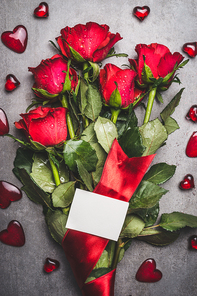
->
[0,0,197,295]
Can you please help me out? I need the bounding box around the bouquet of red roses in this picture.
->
[1,21,197,296]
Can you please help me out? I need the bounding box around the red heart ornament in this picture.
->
[190,235,197,250]
[0,220,25,247]
[0,108,9,136]
[133,6,150,21]
[183,42,197,58]
[179,174,195,190]
[34,2,49,18]
[186,105,197,122]
[1,25,28,53]
[186,131,197,157]
[0,181,22,209]
[5,74,20,92]
[136,258,162,283]
[44,258,60,273]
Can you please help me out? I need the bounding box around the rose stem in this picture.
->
[48,153,61,187]
[111,238,123,270]
[143,87,157,124]
[61,94,75,139]
[111,108,121,124]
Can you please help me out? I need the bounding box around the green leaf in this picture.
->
[94,250,109,269]
[143,162,176,185]
[29,139,46,151]
[159,212,197,232]
[138,226,180,246]
[120,214,145,238]
[45,209,68,244]
[94,116,118,153]
[109,84,122,108]
[76,160,93,191]
[139,118,168,155]
[84,84,102,121]
[156,92,163,103]
[88,61,100,82]
[17,168,52,209]
[116,110,138,137]
[62,59,71,92]
[80,78,88,114]
[91,142,107,186]
[118,127,145,157]
[141,61,154,83]
[129,180,168,211]
[63,139,98,172]
[52,181,76,208]
[86,268,111,283]
[81,122,98,144]
[32,87,58,99]
[160,88,184,122]
[136,203,160,227]
[13,147,34,177]
[163,116,179,134]
[30,153,55,193]
[58,161,70,183]
[68,44,86,63]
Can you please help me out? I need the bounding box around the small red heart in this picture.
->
[136,258,162,283]
[0,108,9,136]
[5,74,20,92]
[44,258,60,273]
[0,220,25,247]
[190,235,197,250]
[186,131,197,157]
[179,174,194,190]
[0,181,22,209]
[133,6,150,21]
[1,25,28,53]
[186,105,197,122]
[34,2,49,18]
[183,42,197,58]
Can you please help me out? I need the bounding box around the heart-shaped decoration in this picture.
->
[1,25,28,53]
[179,174,194,190]
[0,220,25,247]
[34,2,49,18]
[183,42,197,58]
[133,6,150,21]
[136,258,162,282]
[44,258,60,273]
[0,108,9,136]
[186,105,197,122]
[186,131,197,157]
[190,235,197,250]
[5,74,20,92]
[0,181,22,209]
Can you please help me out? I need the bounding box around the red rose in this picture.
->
[129,43,184,89]
[99,63,137,108]
[15,106,67,147]
[28,54,78,100]
[56,22,122,63]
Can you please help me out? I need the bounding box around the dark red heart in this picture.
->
[186,131,197,157]
[0,220,25,247]
[44,258,60,273]
[5,74,20,92]
[133,6,150,21]
[183,42,197,58]
[190,235,197,250]
[136,258,162,282]
[179,174,194,190]
[0,181,22,209]
[34,2,49,18]
[186,105,197,122]
[0,108,9,136]
[1,25,28,53]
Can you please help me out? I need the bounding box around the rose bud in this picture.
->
[56,22,122,63]
[28,54,78,100]
[15,106,67,147]
[129,43,184,90]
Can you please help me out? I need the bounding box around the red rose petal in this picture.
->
[0,181,22,209]
[0,220,25,247]
[136,258,162,283]
[1,25,28,53]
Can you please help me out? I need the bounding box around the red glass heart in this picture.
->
[183,42,197,58]
[44,258,60,273]
[0,220,25,247]
[190,235,197,250]
[0,108,9,136]
[186,105,197,122]
[1,25,28,53]
[0,181,22,209]
[34,2,49,18]
[133,6,150,21]
[186,131,197,157]
[179,174,194,190]
[136,258,162,282]
[5,74,20,92]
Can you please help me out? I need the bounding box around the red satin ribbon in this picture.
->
[62,139,155,296]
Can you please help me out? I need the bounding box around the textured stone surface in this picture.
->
[0,0,197,295]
